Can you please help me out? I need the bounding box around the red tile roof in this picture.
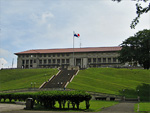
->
[15,46,121,55]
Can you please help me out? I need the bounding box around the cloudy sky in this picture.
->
[0,0,149,68]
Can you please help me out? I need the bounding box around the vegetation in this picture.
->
[67,68,150,97]
[53,100,118,112]
[0,68,58,91]
[0,91,91,110]
[118,29,150,69]
[0,95,118,112]
[135,102,150,112]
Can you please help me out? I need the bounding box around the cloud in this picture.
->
[31,12,54,25]
[0,48,12,58]
[0,48,17,68]
[0,58,8,69]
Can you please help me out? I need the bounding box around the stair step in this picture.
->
[42,70,78,88]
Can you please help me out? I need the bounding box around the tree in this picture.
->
[112,0,150,29]
[118,29,150,69]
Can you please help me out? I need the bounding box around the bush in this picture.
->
[0,91,92,110]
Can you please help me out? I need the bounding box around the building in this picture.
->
[15,46,122,69]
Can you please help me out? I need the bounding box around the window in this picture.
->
[66,54,69,56]
[26,55,29,57]
[108,58,111,63]
[113,58,117,63]
[30,60,33,64]
[66,59,69,63]
[93,58,96,63]
[53,54,55,57]
[34,54,36,57]
[22,60,25,64]
[57,54,60,57]
[88,58,91,63]
[44,59,47,64]
[26,60,29,64]
[57,59,60,63]
[34,59,36,63]
[103,58,106,63]
[39,54,42,57]
[39,60,42,64]
[98,58,101,62]
[53,59,55,63]
[48,59,51,63]
[62,54,65,57]
[48,54,51,57]
[62,59,65,63]
[44,54,47,57]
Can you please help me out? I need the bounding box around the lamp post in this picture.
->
[31,82,33,88]
[137,89,140,101]
[34,82,36,89]
[123,89,125,101]
[137,89,139,96]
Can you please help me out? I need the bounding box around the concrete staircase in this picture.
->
[40,69,78,88]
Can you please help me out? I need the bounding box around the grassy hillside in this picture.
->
[67,68,150,95]
[0,68,58,91]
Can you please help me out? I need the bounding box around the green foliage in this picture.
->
[119,83,150,101]
[67,68,150,96]
[0,91,92,110]
[0,68,58,91]
[118,29,150,69]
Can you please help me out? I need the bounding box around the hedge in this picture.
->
[0,91,92,110]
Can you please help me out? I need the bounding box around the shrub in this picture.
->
[0,91,92,110]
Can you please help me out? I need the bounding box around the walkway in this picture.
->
[0,103,25,112]
[0,102,137,113]
[99,102,137,113]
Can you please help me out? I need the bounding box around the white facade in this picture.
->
[15,47,122,69]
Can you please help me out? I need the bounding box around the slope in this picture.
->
[0,68,58,91]
[67,68,150,95]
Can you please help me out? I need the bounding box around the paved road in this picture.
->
[0,103,25,112]
[0,102,137,113]
[99,102,136,113]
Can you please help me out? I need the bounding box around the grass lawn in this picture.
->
[79,100,118,112]
[135,102,150,112]
[0,68,58,91]
[34,100,118,112]
[67,68,150,95]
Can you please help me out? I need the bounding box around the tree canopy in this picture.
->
[118,29,150,69]
[113,0,150,29]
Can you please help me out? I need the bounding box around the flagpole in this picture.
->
[80,35,81,48]
[73,31,75,67]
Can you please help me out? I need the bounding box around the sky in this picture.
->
[0,0,150,69]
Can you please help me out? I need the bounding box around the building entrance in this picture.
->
[76,59,81,68]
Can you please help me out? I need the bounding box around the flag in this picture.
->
[74,33,80,38]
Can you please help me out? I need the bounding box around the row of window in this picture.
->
[21,53,70,58]
[39,59,70,64]
[22,59,70,65]
[22,60,36,64]
[88,58,117,63]
[22,57,117,65]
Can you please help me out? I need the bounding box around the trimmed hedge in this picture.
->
[0,91,91,110]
